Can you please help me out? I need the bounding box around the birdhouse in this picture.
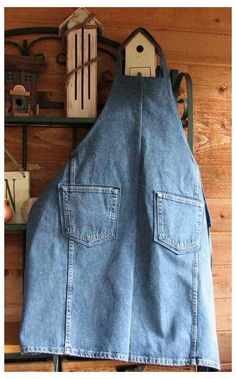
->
[5,54,46,116]
[121,28,158,77]
[59,8,103,118]
[10,85,31,116]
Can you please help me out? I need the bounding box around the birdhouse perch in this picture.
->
[59,8,103,118]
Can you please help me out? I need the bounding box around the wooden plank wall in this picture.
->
[4,7,231,371]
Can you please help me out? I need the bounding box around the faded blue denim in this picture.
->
[20,41,220,370]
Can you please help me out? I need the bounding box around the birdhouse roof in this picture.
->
[120,28,160,52]
[59,7,103,38]
[10,84,30,96]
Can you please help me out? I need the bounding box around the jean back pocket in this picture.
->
[154,191,204,254]
[58,184,120,247]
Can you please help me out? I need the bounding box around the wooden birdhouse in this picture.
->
[10,85,31,116]
[121,28,158,77]
[59,8,103,118]
[5,55,46,116]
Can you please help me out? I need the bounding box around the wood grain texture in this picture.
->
[5,361,54,372]
[4,7,231,370]
[5,8,231,34]
[208,199,231,233]
[211,232,231,265]
[220,363,232,371]
[215,299,231,332]
[200,164,231,198]
[61,358,196,371]
[213,266,231,299]
[217,331,232,366]
[5,322,21,353]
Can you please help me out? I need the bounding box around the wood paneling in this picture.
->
[217,332,232,366]
[213,266,231,299]
[5,322,21,353]
[4,7,231,371]
[61,358,196,371]
[215,299,231,332]
[211,232,231,265]
[200,164,231,198]
[5,269,22,322]
[208,199,231,233]
[5,8,231,34]
[220,363,232,371]
[5,361,54,372]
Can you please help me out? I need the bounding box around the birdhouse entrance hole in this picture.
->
[136,45,144,53]
[15,98,23,107]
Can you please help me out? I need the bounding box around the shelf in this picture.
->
[5,116,96,127]
[5,223,27,232]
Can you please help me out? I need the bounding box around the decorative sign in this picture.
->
[59,7,103,118]
[4,171,30,224]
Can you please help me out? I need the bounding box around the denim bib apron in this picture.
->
[20,38,220,370]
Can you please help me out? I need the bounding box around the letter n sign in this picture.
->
[4,171,30,224]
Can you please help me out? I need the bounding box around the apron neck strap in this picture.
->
[115,36,168,79]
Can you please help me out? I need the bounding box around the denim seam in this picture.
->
[70,156,76,185]
[191,251,199,359]
[61,185,119,194]
[65,239,74,349]
[64,155,75,349]
[158,235,199,250]
[20,347,220,369]
[109,191,119,234]
[193,165,201,196]
[156,191,203,207]
[127,78,144,358]
[157,194,164,237]
[63,190,70,235]
[66,230,113,241]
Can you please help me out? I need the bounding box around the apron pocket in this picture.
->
[58,184,120,247]
[154,191,204,254]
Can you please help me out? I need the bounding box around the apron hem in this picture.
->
[20,347,220,370]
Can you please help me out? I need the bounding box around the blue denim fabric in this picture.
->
[20,42,220,370]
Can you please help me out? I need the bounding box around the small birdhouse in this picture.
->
[121,28,158,77]
[5,54,46,116]
[59,8,103,118]
[10,85,31,116]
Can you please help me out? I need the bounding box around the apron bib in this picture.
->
[20,38,220,370]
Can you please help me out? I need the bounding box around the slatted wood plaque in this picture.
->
[59,8,102,118]
[66,27,97,117]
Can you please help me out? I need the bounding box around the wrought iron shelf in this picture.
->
[5,116,96,127]
[5,116,95,163]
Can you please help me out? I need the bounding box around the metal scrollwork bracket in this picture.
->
[171,69,194,152]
